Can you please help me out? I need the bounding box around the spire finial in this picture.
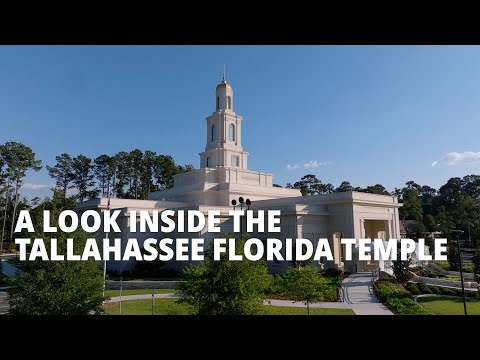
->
[223,64,226,81]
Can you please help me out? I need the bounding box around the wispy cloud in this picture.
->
[286,164,299,171]
[303,160,331,169]
[443,151,480,166]
[21,183,53,190]
[431,160,438,167]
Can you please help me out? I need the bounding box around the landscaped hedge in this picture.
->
[374,278,432,315]
[405,282,479,299]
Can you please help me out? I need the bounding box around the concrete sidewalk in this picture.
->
[342,272,393,315]
[105,272,395,315]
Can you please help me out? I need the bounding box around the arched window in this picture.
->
[229,124,235,141]
[211,124,216,142]
[206,156,211,167]
[227,96,232,109]
[216,97,219,110]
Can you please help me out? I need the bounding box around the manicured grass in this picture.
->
[432,260,474,273]
[417,295,480,315]
[263,306,354,315]
[104,288,176,298]
[104,299,355,315]
[105,298,190,315]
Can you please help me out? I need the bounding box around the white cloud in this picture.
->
[431,160,438,167]
[286,164,299,171]
[444,151,480,166]
[21,183,53,190]
[303,160,331,169]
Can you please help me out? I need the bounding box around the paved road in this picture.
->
[341,272,393,315]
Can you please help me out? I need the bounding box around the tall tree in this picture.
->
[129,149,143,199]
[46,153,73,199]
[139,150,156,199]
[154,154,178,190]
[2,142,42,245]
[399,188,423,221]
[93,154,116,197]
[70,154,97,202]
[335,181,353,192]
[364,184,390,195]
[113,151,131,198]
[447,240,461,271]
[293,174,322,196]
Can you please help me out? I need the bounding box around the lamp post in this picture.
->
[450,229,467,315]
[231,197,251,236]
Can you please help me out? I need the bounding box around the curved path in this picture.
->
[106,273,394,315]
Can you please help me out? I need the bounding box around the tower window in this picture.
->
[211,124,216,142]
[232,155,239,167]
[206,156,211,167]
[216,97,219,110]
[227,96,232,109]
[229,124,235,141]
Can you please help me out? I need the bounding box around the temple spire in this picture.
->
[223,64,226,82]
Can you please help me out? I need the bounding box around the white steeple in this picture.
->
[199,77,249,169]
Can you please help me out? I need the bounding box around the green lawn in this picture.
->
[104,299,354,315]
[104,288,176,298]
[105,298,189,315]
[417,295,480,315]
[263,306,354,315]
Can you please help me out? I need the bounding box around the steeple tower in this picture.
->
[199,77,249,169]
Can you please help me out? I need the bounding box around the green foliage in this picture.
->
[177,234,273,315]
[286,174,334,196]
[447,241,461,271]
[70,154,98,202]
[473,248,480,285]
[374,278,431,315]
[335,181,353,192]
[281,266,330,315]
[0,142,42,250]
[392,248,412,284]
[46,153,73,198]
[8,229,105,315]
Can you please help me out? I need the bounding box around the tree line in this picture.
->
[2,141,480,250]
[0,142,193,250]
[283,173,480,245]
[46,150,194,201]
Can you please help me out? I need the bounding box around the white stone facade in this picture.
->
[76,78,402,274]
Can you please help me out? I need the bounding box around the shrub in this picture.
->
[418,283,432,294]
[405,282,420,295]
[374,279,431,315]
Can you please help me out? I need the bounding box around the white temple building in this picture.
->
[77,77,404,274]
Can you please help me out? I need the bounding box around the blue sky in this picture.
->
[1,45,480,199]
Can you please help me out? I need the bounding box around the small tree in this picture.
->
[447,240,461,271]
[392,248,412,284]
[282,266,329,315]
[177,234,273,315]
[8,229,104,315]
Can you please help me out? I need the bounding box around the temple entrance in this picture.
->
[354,219,389,272]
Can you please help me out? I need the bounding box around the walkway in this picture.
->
[106,275,394,315]
[341,272,393,315]
[0,289,9,315]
